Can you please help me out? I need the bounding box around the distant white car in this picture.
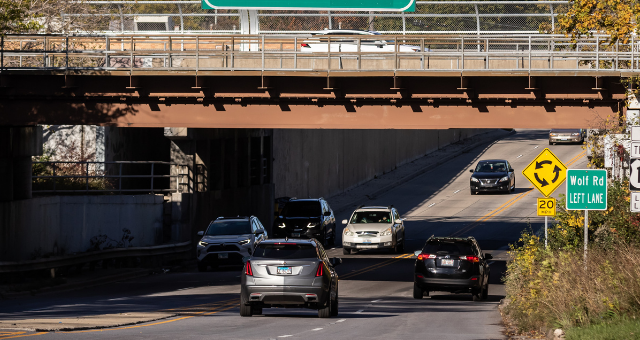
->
[300,29,423,53]
[342,205,405,254]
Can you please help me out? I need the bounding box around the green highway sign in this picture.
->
[566,169,607,210]
[202,0,416,12]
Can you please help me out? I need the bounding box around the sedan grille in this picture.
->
[356,231,379,237]
[479,179,498,185]
[207,244,240,252]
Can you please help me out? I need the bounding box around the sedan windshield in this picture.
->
[281,201,321,217]
[350,211,392,224]
[205,221,251,236]
[253,244,318,259]
[475,161,507,172]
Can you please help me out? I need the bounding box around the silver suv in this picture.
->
[342,205,405,254]
[196,216,267,272]
[240,238,341,318]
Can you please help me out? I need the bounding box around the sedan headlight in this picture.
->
[550,133,558,136]
[381,227,392,236]
[307,222,319,228]
[471,177,479,183]
[499,176,509,182]
[278,223,286,228]
[572,133,580,136]
[343,227,354,236]
[198,241,209,247]
[238,239,250,245]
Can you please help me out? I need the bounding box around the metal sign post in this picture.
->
[537,197,556,248]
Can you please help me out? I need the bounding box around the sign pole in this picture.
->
[584,210,588,269]
[544,216,548,248]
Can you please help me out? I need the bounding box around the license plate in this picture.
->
[441,259,454,266]
[357,244,377,249]
[218,253,228,259]
[362,239,372,243]
[277,266,292,274]
[561,138,568,141]
[292,233,300,237]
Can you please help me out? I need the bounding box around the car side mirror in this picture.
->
[323,211,331,217]
[331,257,342,267]
[509,168,514,172]
[414,250,422,257]
[469,169,474,173]
[254,229,264,235]
[342,219,348,224]
[485,253,493,260]
[197,231,204,236]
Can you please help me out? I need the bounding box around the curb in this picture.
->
[0,269,151,300]
[332,129,516,215]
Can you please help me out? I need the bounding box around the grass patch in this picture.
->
[566,317,640,340]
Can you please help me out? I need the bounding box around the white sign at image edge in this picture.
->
[631,192,640,213]
[632,126,640,142]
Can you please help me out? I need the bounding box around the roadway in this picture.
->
[0,129,587,340]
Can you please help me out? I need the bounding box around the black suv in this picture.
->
[413,236,492,301]
[272,198,336,246]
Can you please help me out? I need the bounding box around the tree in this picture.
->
[0,0,41,34]
[557,0,640,44]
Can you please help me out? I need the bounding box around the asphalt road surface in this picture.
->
[0,129,587,340]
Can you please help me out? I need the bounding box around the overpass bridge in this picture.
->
[0,33,636,129]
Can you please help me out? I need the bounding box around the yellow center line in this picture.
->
[62,300,239,334]
[0,332,47,340]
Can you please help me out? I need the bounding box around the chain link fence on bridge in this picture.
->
[52,1,569,34]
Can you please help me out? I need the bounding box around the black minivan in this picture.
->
[413,236,492,301]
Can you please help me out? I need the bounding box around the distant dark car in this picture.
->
[469,159,515,194]
[549,129,585,145]
[272,198,336,246]
[413,236,492,301]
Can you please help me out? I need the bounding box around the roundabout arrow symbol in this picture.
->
[551,165,561,183]
[535,160,552,169]
[534,173,549,187]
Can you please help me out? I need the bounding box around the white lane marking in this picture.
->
[312,328,323,331]
[428,203,436,207]
[278,336,293,338]
[355,310,364,313]
[371,299,382,302]
[336,319,346,323]
[516,154,523,158]
[453,190,460,194]
[534,145,539,149]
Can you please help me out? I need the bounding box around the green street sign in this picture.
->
[566,169,607,210]
[202,0,416,12]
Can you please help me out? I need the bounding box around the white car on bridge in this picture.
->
[300,29,423,53]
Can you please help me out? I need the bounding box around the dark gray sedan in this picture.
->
[469,159,515,194]
[240,239,341,318]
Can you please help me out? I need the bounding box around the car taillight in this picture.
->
[316,263,323,277]
[245,261,253,276]
[460,255,479,263]
[417,253,436,261]
[301,43,310,48]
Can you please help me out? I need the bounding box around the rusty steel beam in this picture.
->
[0,72,627,129]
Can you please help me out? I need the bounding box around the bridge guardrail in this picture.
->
[0,241,192,273]
[1,34,638,73]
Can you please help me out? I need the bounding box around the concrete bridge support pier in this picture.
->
[0,126,42,202]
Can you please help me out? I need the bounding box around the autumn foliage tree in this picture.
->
[0,0,41,34]
[557,0,640,44]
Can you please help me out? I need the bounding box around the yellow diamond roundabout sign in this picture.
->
[522,148,567,197]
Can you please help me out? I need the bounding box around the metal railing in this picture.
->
[60,1,568,34]
[32,161,189,194]
[2,34,640,73]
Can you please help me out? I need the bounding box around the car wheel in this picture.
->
[343,248,351,255]
[413,282,424,299]
[398,238,405,253]
[197,262,207,272]
[329,228,336,247]
[318,300,331,318]
[240,293,253,317]
[330,288,339,316]
[472,286,484,302]
[482,283,489,300]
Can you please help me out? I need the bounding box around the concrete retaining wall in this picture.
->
[273,128,486,199]
[0,195,163,262]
